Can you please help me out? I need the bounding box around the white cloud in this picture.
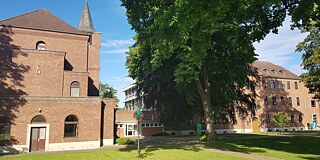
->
[101,49,129,54]
[102,40,135,47]
[254,17,308,75]
[107,76,134,84]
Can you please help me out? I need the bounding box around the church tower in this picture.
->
[79,0,101,96]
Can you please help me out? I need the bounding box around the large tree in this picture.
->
[297,28,320,98]
[122,0,318,141]
[296,4,320,99]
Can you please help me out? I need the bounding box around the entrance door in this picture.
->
[252,118,260,133]
[30,127,46,152]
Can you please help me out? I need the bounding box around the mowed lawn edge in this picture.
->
[0,146,249,160]
[202,134,320,160]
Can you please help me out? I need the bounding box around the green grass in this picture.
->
[203,134,320,160]
[0,146,248,160]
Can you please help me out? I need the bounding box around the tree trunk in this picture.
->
[196,69,216,142]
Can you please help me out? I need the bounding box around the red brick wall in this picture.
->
[115,111,136,122]
[9,27,89,72]
[1,26,94,97]
[5,97,102,145]
[63,72,89,97]
[103,99,116,140]
[141,127,163,136]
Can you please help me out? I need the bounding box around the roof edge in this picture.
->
[0,24,90,36]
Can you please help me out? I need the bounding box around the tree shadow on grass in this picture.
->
[118,145,201,158]
[204,136,320,159]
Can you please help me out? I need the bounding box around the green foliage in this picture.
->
[272,112,289,129]
[116,137,136,145]
[297,28,320,99]
[121,0,319,138]
[99,82,118,100]
[199,135,207,142]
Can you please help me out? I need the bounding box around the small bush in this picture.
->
[116,137,136,145]
[152,132,169,136]
[199,135,207,142]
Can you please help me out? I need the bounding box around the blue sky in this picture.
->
[0,0,306,107]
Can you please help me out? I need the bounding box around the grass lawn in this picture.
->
[0,146,248,160]
[203,134,320,160]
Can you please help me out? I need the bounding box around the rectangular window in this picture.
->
[0,117,10,145]
[288,97,292,106]
[287,81,291,89]
[272,96,277,105]
[278,81,283,89]
[64,124,78,137]
[126,124,137,136]
[70,88,80,97]
[296,97,300,106]
[311,100,316,107]
[291,114,295,123]
[266,114,270,124]
[270,80,275,89]
[262,80,266,88]
[299,114,303,122]
[264,96,268,106]
[295,82,298,89]
[280,97,285,105]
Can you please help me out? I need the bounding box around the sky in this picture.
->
[0,0,307,107]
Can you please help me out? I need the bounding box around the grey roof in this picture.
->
[78,0,95,33]
[0,9,84,35]
[252,61,300,80]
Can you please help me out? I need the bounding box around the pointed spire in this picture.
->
[78,0,95,33]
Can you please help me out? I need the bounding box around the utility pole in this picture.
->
[135,109,142,156]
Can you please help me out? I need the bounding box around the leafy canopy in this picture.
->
[99,82,118,99]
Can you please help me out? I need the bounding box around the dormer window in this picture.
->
[271,69,275,73]
[263,68,268,73]
[36,41,46,50]
[279,70,284,74]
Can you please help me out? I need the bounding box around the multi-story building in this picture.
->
[118,61,319,136]
[0,2,116,153]
[122,84,144,111]
[207,61,319,134]
[115,84,163,137]
[252,61,319,132]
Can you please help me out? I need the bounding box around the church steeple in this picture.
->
[78,0,95,33]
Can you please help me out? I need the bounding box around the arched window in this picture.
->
[0,116,10,143]
[31,115,46,123]
[70,81,80,97]
[36,41,46,50]
[64,115,78,138]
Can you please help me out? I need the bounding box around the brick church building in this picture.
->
[0,1,116,153]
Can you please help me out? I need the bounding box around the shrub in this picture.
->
[199,135,207,142]
[116,137,136,145]
[272,112,289,134]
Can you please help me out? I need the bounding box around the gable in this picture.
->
[0,9,85,35]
